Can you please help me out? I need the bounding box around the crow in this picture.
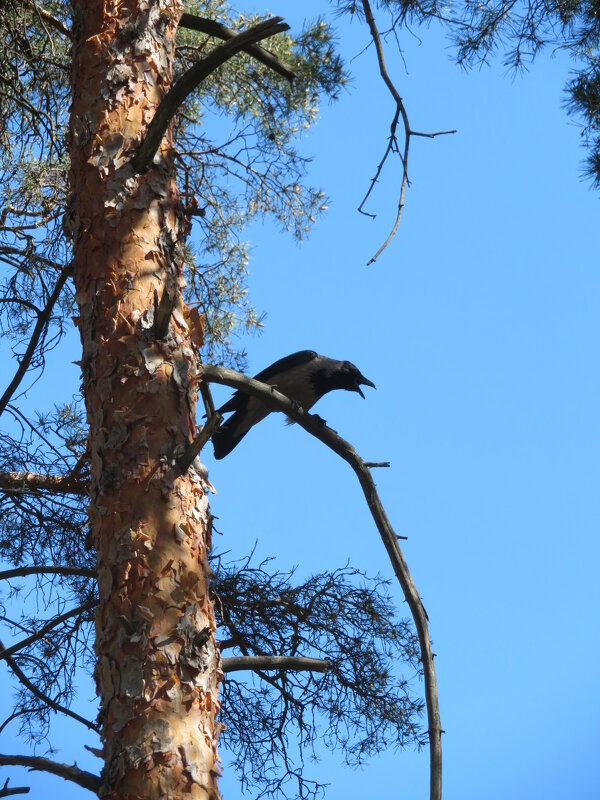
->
[212,350,376,459]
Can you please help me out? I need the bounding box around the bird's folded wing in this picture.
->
[216,350,318,415]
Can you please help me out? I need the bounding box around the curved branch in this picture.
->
[0,566,95,581]
[0,600,95,662]
[0,263,71,418]
[0,638,99,732]
[179,13,296,82]
[0,708,36,736]
[0,471,88,496]
[132,17,290,173]
[201,363,442,800]
[0,755,99,793]
[359,0,455,266]
[222,655,329,674]
[0,298,42,316]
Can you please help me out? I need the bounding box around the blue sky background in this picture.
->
[2,3,600,799]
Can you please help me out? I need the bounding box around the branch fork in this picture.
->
[133,17,291,173]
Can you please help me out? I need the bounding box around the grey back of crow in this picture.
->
[212,350,376,459]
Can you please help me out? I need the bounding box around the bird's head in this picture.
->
[339,361,376,398]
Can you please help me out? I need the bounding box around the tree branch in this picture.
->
[0,756,99,793]
[200,363,442,800]
[0,778,29,797]
[0,263,71,418]
[0,471,88,496]
[179,13,296,83]
[0,601,95,662]
[132,17,290,173]
[25,0,71,38]
[222,655,329,674]
[359,0,455,266]
[0,566,95,581]
[177,413,222,474]
[0,639,99,732]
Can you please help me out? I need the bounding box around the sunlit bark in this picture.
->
[68,2,221,797]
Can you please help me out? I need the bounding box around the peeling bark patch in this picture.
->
[70,1,221,798]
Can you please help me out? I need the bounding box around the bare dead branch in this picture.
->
[0,471,88,496]
[177,413,222,474]
[0,709,35,737]
[200,363,442,800]
[132,17,290,173]
[179,13,296,83]
[0,755,100,793]
[0,566,95,581]
[199,379,216,419]
[411,129,458,139]
[0,638,99,732]
[223,656,329,674]
[358,0,409,265]
[0,778,29,797]
[0,600,95,662]
[0,263,71,418]
[359,0,455,266]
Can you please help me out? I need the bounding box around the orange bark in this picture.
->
[68,2,221,797]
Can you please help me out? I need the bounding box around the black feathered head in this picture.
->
[333,360,376,398]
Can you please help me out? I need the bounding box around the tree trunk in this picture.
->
[68,2,221,797]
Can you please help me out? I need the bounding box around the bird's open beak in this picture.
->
[355,375,376,398]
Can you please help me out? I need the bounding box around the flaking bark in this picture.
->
[68,2,221,798]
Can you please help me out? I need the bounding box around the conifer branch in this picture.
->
[0,639,99,732]
[0,263,71,419]
[179,13,296,82]
[133,17,290,173]
[0,601,95,662]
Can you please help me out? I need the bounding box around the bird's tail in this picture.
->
[212,422,249,460]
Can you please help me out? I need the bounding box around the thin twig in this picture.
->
[411,129,457,138]
[0,639,99,732]
[200,364,442,800]
[0,600,95,662]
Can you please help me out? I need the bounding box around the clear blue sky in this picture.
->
[3,4,600,800]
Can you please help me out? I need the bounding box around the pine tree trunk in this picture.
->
[68,2,221,797]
